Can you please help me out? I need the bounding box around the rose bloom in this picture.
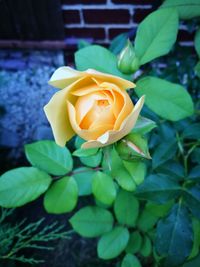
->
[44,67,145,149]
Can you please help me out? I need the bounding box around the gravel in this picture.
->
[0,50,64,157]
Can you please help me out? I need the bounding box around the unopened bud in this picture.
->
[117,40,140,74]
[116,133,151,161]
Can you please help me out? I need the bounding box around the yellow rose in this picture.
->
[44,67,145,149]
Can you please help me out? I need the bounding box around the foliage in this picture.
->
[0,3,200,267]
[0,208,71,264]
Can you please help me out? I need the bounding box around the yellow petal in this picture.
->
[48,67,136,91]
[86,69,136,90]
[72,82,100,96]
[114,90,133,130]
[76,92,107,125]
[48,66,85,89]
[81,95,145,149]
[88,104,115,130]
[44,76,88,146]
[67,101,113,140]
[44,94,74,147]
[100,82,133,130]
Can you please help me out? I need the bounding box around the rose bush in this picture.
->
[1,4,199,267]
[44,67,145,148]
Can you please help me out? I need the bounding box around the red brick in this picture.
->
[178,30,195,42]
[112,0,154,4]
[133,8,152,23]
[65,27,106,40]
[61,0,106,5]
[63,10,80,24]
[108,28,130,39]
[83,9,130,24]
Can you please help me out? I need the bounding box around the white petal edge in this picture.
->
[48,66,84,89]
[48,66,136,90]
[86,69,136,90]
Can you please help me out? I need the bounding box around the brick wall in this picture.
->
[61,0,194,48]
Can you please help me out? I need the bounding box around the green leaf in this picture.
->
[92,171,116,205]
[123,160,146,186]
[97,226,129,259]
[75,136,85,149]
[25,140,73,175]
[135,8,178,65]
[161,0,200,20]
[157,161,184,181]
[146,201,174,218]
[131,116,156,135]
[188,166,200,181]
[191,148,200,164]
[136,77,194,121]
[195,29,200,58]
[156,203,193,266]
[121,254,142,267]
[137,205,158,232]
[78,39,91,50]
[152,139,177,169]
[135,174,181,204]
[195,61,200,78]
[125,231,142,254]
[73,167,95,196]
[114,189,139,227]
[80,150,102,168]
[95,199,112,209]
[184,186,200,219]
[108,147,137,191]
[140,236,152,257]
[160,122,176,140]
[0,167,51,208]
[43,176,78,214]
[75,45,131,80]
[183,254,200,267]
[73,147,99,157]
[109,32,128,55]
[188,218,200,260]
[70,206,113,237]
[182,123,200,139]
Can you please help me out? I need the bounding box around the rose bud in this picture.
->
[118,40,140,75]
[116,133,151,161]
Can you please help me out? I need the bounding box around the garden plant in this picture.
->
[0,1,200,266]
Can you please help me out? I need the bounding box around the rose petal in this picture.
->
[88,105,115,130]
[99,82,133,130]
[44,92,74,147]
[49,67,136,91]
[72,83,100,96]
[75,92,106,125]
[81,95,145,149]
[67,101,113,140]
[44,76,89,146]
[49,66,84,89]
[86,69,136,90]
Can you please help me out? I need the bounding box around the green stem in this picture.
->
[183,156,188,177]
[176,132,184,155]
[53,167,103,180]
[184,141,200,147]
[176,132,188,177]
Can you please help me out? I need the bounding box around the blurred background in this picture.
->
[0,1,198,267]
